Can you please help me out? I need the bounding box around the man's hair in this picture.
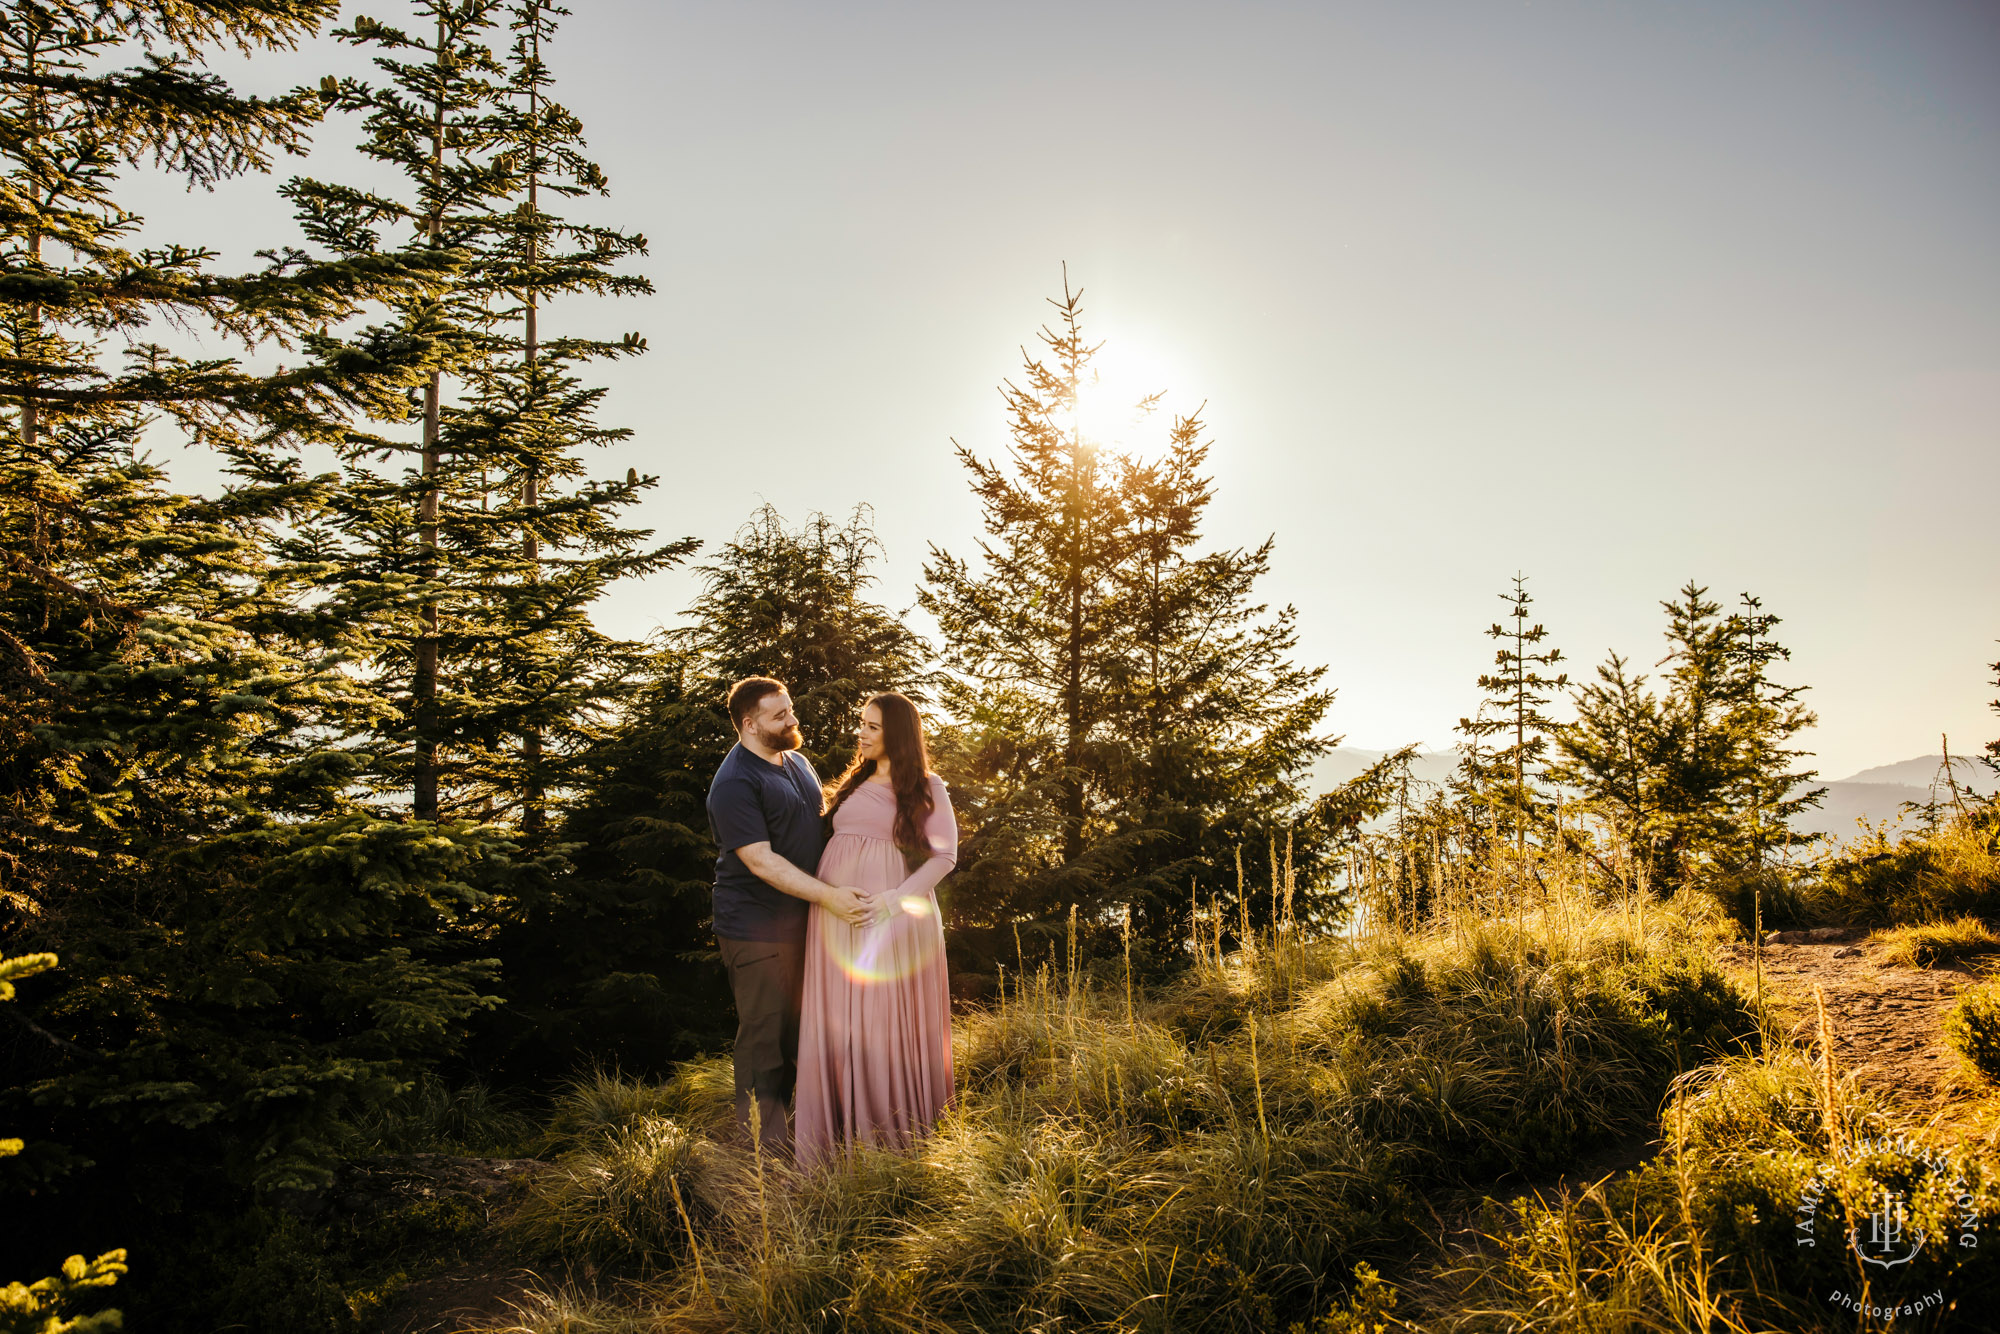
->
[727,676,787,731]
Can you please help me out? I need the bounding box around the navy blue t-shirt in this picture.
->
[707,744,826,943]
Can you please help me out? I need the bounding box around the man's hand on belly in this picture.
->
[736,842,873,927]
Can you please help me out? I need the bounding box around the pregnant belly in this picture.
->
[813,833,943,984]
[818,831,918,896]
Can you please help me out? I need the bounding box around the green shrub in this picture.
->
[1435,1051,2000,1332]
[1289,1262,1400,1334]
[339,1074,536,1157]
[1809,810,2000,926]
[511,1115,733,1269]
[541,1062,734,1155]
[1945,978,2000,1080]
[1703,865,1818,934]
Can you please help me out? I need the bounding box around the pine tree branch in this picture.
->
[0,999,106,1061]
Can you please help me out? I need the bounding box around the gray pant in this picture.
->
[716,934,805,1153]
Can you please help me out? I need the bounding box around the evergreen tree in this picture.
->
[924,278,1333,962]
[920,277,1137,954]
[1552,583,1822,892]
[450,0,691,839]
[1453,574,1566,892]
[0,423,507,1194]
[1726,593,1820,867]
[481,649,733,1081]
[1,0,509,1228]
[677,504,931,774]
[290,0,686,831]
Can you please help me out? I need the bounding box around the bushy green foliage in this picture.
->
[337,1074,535,1157]
[1442,1053,2000,1331]
[1701,864,1822,933]
[0,1251,127,1334]
[0,0,521,1216]
[1290,1262,1399,1334]
[3,952,122,1334]
[1945,979,2000,1082]
[1807,809,2000,927]
[131,1193,491,1334]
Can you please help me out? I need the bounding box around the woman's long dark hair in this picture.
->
[824,692,935,868]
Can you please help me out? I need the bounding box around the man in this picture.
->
[706,676,871,1152]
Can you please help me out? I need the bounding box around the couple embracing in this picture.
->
[705,676,956,1167]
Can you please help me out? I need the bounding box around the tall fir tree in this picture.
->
[920,277,1134,954]
[1453,574,1567,891]
[454,0,690,838]
[924,278,1333,963]
[0,2,512,1296]
[289,0,686,830]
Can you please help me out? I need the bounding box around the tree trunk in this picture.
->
[413,12,447,822]
[520,43,544,839]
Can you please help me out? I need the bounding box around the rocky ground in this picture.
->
[1719,928,1982,1107]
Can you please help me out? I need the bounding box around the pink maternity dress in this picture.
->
[793,774,956,1168]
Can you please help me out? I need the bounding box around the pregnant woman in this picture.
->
[793,691,957,1168]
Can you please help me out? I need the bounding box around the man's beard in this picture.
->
[755,721,803,752]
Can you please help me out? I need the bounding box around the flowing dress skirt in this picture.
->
[793,828,953,1168]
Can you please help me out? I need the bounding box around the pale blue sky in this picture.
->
[132,0,2000,779]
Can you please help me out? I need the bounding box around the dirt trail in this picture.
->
[1718,933,1976,1104]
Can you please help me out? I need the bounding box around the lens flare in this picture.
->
[823,897,941,985]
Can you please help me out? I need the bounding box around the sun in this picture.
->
[1056,338,1189,456]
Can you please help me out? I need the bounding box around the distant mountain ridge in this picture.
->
[1835,755,1995,795]
[1305,746,1994,844]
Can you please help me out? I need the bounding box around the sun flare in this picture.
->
[1053,339,1189,455]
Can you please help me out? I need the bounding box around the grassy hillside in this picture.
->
[448,881,2000,1334]
[184,810,2000,1334]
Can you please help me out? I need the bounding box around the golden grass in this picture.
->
[1873,915,2000,970]
[488,887,1768,1333]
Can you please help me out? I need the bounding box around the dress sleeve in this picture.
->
[892,777,958,898]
